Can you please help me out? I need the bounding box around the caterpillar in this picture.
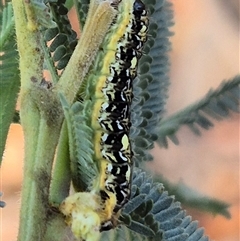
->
[60,0,148,239]
[91,0,148,230]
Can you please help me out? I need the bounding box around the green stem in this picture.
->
[49,121,71,207]
[12,1,62,240]
[44,212,71,241]
[17,97,41,241]
[18,118,61,241]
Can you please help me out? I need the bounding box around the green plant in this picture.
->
[0,0,239,241]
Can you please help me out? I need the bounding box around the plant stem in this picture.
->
[49,121,71,207]
[17,98,41,241]
[18,117,61,241]
[12,1,62,240]
[44,212,72,241]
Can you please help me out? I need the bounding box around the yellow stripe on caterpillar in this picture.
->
[104,1,132,50]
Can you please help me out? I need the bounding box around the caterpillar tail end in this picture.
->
[60,192,101,241]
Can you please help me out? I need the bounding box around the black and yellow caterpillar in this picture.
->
[90,0,148,230]
[60,0,149,239]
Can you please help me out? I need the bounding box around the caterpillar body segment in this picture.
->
[91,100,131,133]
[94,131,132,164]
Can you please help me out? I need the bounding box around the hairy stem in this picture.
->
[49,121,71,207]
[12,1,62,240]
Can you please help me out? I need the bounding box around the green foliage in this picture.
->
[0,1,14,45]
[44,0,78,71]
[157,75,240,147]
[131,0,173,164]
[100,169,209,241]
[0,1,20,164]
[75,0,90,29]
[59,95,98,191]
[154,175,231,218]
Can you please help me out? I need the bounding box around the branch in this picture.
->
[157,75,240,147]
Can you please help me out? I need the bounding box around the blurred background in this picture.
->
[1,0,239,240]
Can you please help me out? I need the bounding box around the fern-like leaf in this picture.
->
[154,175,231,218]
[131,0,173,164]
[44,0,78,71]
[0,2,20,164]
[157,75,240,147]
[59,95,98,191]
[0,1,14,46]
[76,0,90,30]
[100,169,210,241]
